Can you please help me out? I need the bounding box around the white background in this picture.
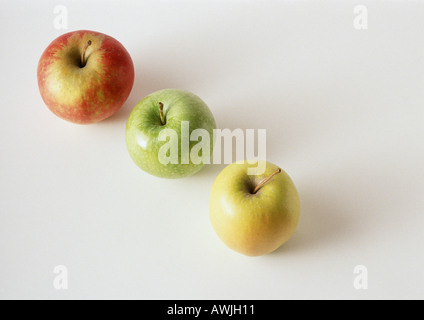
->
[1,0,423,300]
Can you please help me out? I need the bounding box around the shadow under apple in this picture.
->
[270,187,351,257]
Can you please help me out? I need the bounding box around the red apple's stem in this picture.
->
[158,102,165,125]
[252,168,282,194]
[81,40,92,67]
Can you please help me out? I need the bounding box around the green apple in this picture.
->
[209,160,300,256]
[126,89,216,178]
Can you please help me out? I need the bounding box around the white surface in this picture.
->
[1,0,423,300]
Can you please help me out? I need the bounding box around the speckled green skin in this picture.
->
[126,89,216,178]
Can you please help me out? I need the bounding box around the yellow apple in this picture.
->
[209,160,300,256]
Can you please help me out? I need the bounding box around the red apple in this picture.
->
[37,30,134,124]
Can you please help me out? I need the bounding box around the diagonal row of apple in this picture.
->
[37,30,300,257]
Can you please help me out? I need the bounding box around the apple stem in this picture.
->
[252,168,282,194]
[81,40,92,67]
[158,102,165,125]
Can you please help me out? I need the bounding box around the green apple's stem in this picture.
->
[81,40,92,67]
[158,102,165,125]
[252,168,282,194]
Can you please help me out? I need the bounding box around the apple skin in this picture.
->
[37,30,134,124]
[209,160,300,257]
[125,89,216,179]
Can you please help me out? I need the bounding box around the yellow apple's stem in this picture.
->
[158,102,165,125]
[252,168,282,194]
[81,40,92,67]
